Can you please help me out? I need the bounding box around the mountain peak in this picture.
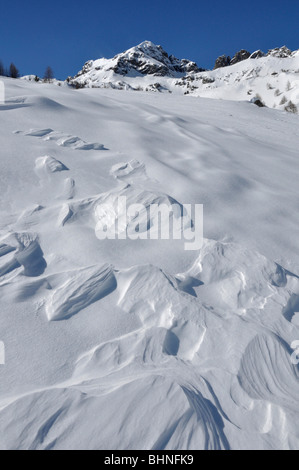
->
[135,40,160,51]
[71,41,204,83]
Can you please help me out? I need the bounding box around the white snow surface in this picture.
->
[0,76,299,450]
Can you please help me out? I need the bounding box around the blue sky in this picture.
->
[1,0,299,79]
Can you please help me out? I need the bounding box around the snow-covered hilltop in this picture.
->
[68,41,299,113]
[197,46,299,112]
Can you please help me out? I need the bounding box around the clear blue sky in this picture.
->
[1,0,299,79]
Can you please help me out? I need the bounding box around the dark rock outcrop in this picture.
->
[214,55,231,69]
[214,50,251,69]
[251,96,266,107]
[230,50,251,65]
[109,42,205,76]
[250,50,265,59]
[267,46,292,58]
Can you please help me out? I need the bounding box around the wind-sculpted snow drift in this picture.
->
[46,264,117,321]
[15,128,105,151]
[0,77,299,450]
[0,232,47,278]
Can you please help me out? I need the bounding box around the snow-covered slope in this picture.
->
[0,77,299,450]
[69,42,299,113]
[191,47,299,112]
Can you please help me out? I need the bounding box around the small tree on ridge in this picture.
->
[44,66,54,83]
[9,63,19,79]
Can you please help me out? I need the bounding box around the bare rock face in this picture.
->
[230,49,251,65]
[109,42,205,76]
[267,46,292,58]
[214,55,231,69]
[213,46,295,70]
[251,96,266,108]
[250,50,265,59]
[214,50,251,69]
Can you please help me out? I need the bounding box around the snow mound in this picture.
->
[0,232,47,278]
[15,128,105,151]
[46,264,117,321]
[60,178,76,200]
[57,203,73,227]
[110,159,148,182]
[35,156,69,173]
[238,333,299,411]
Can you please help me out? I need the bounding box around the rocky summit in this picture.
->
[71,40,204,84]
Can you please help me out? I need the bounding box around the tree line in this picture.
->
[0,62,54,81]
[0,61,19,78]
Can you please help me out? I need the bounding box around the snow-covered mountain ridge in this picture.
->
[66,41,299,112]
[75,41,204,79]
